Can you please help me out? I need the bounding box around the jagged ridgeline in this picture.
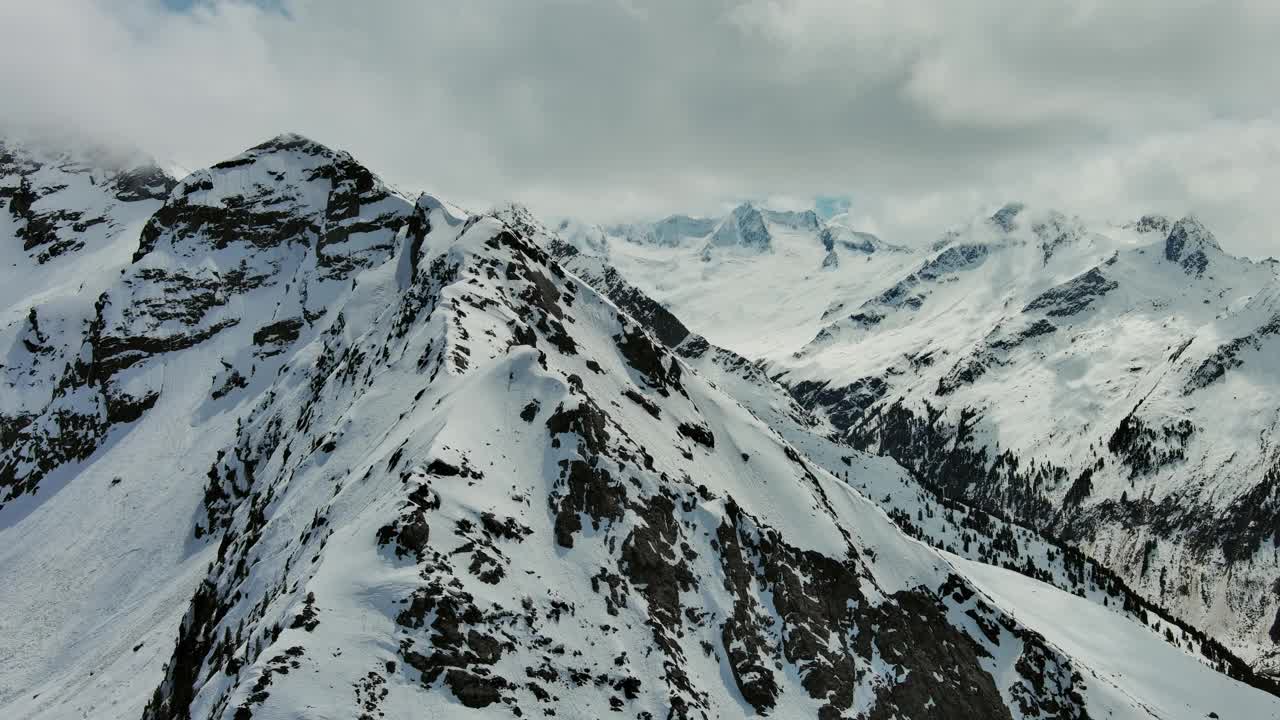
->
[1,135,1277,720]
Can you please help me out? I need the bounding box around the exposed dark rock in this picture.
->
[676,422,714,448]
[95,320,241,380]
[141,580,229,720]
[546,401,610,455]
[519,400,541,422]
[789,377,889,429]
[1023,267,1118,317]
[990,319,1058,351]
[551,460,625,549]
[289,592,320,631]
[377,506,432,561]
[444,669,506,708]
[618,493,703,714]
[211,366,249,400]
[1164,217,1219,276]
[622,389,660,419]
[133,195,318,262]
[1134,214,1171,235]
[252,318,303,349]
[7,176,36,219]
[113,165,177,201]
[615,325,683,396]
[395,582,513,707]
[715,514,779,713]
[937,351,995,396]
[862,591,1016,720]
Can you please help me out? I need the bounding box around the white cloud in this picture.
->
[2,0,1278,257]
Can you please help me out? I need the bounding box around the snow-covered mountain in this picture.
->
[592,200,1280,674]
[2,136,1278,720]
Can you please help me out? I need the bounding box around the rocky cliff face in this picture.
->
[2,138,1277,720]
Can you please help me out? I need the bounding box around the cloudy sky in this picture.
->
[3,0,1279,255]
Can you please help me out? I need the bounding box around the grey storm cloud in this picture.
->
[3,0,1279,256]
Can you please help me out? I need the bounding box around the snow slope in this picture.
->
[952,554,1277,720]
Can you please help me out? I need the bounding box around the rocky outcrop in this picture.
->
[705,202,771,253]
[1023,266,1119,316]
[1164,216,1220,276]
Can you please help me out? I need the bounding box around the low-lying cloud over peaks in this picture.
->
[4,0,1278,255]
